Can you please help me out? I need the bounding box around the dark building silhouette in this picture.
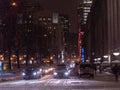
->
[85,0,120,64]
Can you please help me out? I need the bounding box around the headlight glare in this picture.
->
[33,72,37,75]
[53,72,58,76]
[22,72,26,76]
[65,72,69,76]
[45,69,48,73]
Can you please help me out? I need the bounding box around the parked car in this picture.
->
[21,66,42,80]
[78,63,95,78]
[53,64,70,78]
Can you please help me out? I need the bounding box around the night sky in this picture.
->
[39,0,78,33]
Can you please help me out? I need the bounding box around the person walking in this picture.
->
[112,64,120,81]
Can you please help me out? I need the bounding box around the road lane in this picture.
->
[0,75,120,90]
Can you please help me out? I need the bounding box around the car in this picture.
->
[78,63,95,78]
[21,66,42,80]
[53,64,70,78]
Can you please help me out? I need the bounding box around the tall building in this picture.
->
[86,0,120,64]
[0,0,73,68]
[64,32,78,60]
[0,0,44,69]
[52,13,71,63]
[77,0,93,62]
[77,0,93,25]
[0,17,4,53]
[58,14,70,62]
[59,14,70,32]
[19,11,71,63]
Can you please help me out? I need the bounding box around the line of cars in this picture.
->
[21,63,95,80]
[21,66,54,80]
[21,64,72,80]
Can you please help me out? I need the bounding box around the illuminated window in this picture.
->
[84,15,87,18]
[84,9,90,13]
[84,0,92,4]
[43,18,46,21]
[83,13,88,16]
[83,7,90,10]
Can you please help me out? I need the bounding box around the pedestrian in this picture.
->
[111,64,120,81]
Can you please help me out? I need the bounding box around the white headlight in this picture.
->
[33,72,37,75]
[65,72,69,76]
[22,72,26,76]
[45,70,48,73]
[53,72,58,76]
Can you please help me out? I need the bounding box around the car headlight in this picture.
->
[37,69,42,74]
[45,70,48,73]
[39,69,42,72]
[33,72,37,75]
[64,72,69,76]
[53,72,58,76]
[22,72,26,76]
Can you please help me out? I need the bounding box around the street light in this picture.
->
[113,52,120,56]
[11,2,17,7]
[103,55,109,58]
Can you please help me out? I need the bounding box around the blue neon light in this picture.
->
[81,48,85,62]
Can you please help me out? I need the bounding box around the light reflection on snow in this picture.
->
[0,75,120,90]
[0,78,111,87]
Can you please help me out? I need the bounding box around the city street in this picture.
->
[0,0,120,90]
[0,72,120,90]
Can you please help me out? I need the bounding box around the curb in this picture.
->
[0,75,21,82]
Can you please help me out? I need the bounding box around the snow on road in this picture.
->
[0,75,120,90]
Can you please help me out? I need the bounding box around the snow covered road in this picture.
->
[0,75,120,90]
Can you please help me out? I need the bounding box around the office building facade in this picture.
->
[86,0,120,64]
